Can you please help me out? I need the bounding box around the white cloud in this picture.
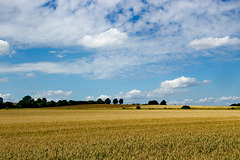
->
[0,77,8,82]
[85,96,95,101]
[56,54,65,58]
[0,40,15,56]
[26,73,35,78]
[97,95,111,100]
[189,36,240,50]
[160,76,210,89]
[169,99,194,105]
[33,90,73,101]
[198,97,215,103]
[79,28,128,48]
[169,96,240,105]
[0,0,239,78]
[116,76,211,100]
[147,76,211,98]
[0,93,17,102]
[198,96,240,104]
[49,50,57,53]
[117,89,146,99]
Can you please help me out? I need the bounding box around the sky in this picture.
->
[0,0,240,105]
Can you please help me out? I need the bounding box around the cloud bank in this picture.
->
[116,76,210,101]
[33,90,73,101]
[0,0,239,78]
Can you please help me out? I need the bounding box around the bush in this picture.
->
[136,106,141,109]
[181,105,191,109]
[148,100,159,105]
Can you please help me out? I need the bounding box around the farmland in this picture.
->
[0,109,240,159]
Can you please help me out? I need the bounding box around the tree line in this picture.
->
[230,103,240,106]
[0,96,124,109]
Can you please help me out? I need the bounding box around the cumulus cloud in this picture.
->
[0,40,15,56]
[79,28,128,48]
[160,76,210,89]
[85,96,95,101]
[0,0,239,78]
[0,93,17,102]
[116,76,211,100]
[189,36,240,50]
[147,76,211,98]
[0,77,8,82]
[117,89,146,99]
[97,95,111,100]
[198,96,240,103]
[33,90,72,101]
[0,50,143,79]
[169,96,240,105]
[168,99,194,105]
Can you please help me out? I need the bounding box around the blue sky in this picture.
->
[0,0,240,105]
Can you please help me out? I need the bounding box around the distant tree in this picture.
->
[136,106,141,109]
[47,100,56,107]
[97,98,104,104]
[17,95,33,108]
[113,98,118,104]
[30,99,38,108]
[57,100,64,106]
[181,105,191,109]
[69,100,77,105]
[160,100,167,105]
[230,103,240,106]
[0,97,3,109]
[62,100,69,106]
[36,98,42,104]
[4,102,14,108]
[105,98,111,104]
[119,98,123,104]
[42,98,47,103]
[148,100,159,105]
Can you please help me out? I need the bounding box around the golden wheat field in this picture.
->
[0,109,240,159]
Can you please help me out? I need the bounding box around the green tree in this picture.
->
[97,98,104,104]
[160,100,167,105]
[0,97,3,109]
[148,100,159,105]
[17,95,33,108]
[105,98,111,104]
[113,98,118,104]
[119,98,123,104]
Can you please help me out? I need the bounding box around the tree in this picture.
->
[17,95,33,108]
[105,98,111,104]
[148,100,159,105]
[47,100,56,107]
[119,98,123,104]
[97,98,104,104]
[0,97,3,109]
[42,98,47,103]
[160,100,167,105]
[113,98,118,104]
[4,102,14,108]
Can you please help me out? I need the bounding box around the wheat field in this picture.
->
[0,109,240,159]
